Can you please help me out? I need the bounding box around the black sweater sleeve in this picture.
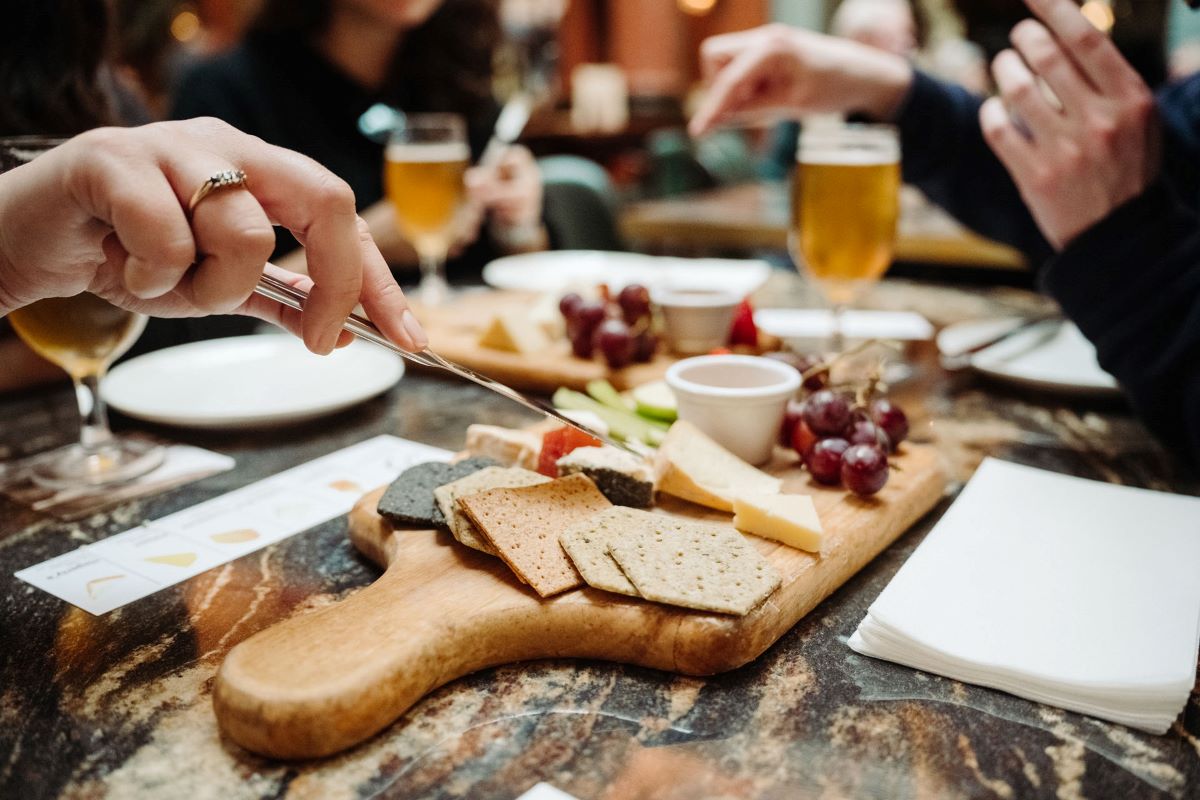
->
[895,71,1054,265]
[1041,183,1200,464]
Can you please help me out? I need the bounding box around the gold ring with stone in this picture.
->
[187,169,248,214]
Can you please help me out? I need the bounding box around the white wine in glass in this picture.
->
[384,113,469,307]
[1,137,163,488]
[790,124,900,353]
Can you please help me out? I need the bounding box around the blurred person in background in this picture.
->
[689,0,1200,463]
[172,0,551,285]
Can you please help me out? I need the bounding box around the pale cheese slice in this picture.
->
[655,419,781,512]
[732,493,823,554]
[478,312,551,354]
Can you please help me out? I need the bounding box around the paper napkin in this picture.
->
[849,458,1200,733]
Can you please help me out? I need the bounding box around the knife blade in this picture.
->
[252,273,641,455]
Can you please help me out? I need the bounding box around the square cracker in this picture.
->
[459,474,612,597]
[607,514,781,616]
[559,507,647,597]
[434,466,549,555]
[377,457,496,528]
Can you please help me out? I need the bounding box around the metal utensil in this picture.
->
[940,314,1063,371]
[252,274,638,453]
[478,92,533,168]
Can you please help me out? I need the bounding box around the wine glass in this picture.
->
[1,137,164,489]
[383,113,470,307]
[789,124,900,354]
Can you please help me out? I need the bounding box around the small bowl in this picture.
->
[651,287,742,355]
[665,355,801,465]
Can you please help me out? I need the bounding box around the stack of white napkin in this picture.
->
[850,458,1200,733]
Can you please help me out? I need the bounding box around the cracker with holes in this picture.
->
[459,474,612,597]
[559,507,646,597]
[606,512,781,615]
[434,466,550,554]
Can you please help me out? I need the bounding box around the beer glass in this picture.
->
[1,137,163,488]
[384,113,469,306]
[790,124,900,352]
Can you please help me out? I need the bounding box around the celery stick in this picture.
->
[553,388,667,445]
[586,379,633,412]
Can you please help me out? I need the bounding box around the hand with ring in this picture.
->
[0,118,427,354]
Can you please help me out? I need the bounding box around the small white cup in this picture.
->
[665,355,801,465]
[652,287,741,355]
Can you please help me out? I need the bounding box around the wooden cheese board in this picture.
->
[409,291,778,393]
[213,444,947,759]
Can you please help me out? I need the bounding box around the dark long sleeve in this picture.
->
[895,71,1053,265]
[1041,183,1200,464]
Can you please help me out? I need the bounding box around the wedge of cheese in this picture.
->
[478,312,550,354]
[654,419,781,512]
[732,493,823,554]
[465,424,541,470]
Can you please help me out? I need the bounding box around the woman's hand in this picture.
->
[980,0,1160,249]
[464,145,545,250]
[688,23,915,137]
[0,118,427,354]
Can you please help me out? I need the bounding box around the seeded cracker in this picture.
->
[459,474,612,597]
[607,515,781,615]
[377,457,497,528]
[434,466,549,554]
[559,507,645,597]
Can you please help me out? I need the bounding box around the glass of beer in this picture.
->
[1,137,163,488]
[790,124,900,353]
[384,113,470,307]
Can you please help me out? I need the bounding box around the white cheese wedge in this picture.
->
[464,424,541,470]
[654,419,781,512]
[478,312,550,354]
[732,493,823,554]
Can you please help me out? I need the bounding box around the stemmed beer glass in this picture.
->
[384,113,470,307]
[1,137,163,488]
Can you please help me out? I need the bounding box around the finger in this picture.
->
[79,140,196,299]
[979,96,1039,181]
[1010,19,1089,115]
[187,181,276,313]
[1023,0,1141,92]
[354,217,426,350]
[992,49,1063,140]
[232,139,363,355]
[689,48,774,136]
[699,30,754,81]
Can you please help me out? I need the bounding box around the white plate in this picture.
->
[483,250,771,296]
[103,335,404,429]
[754,309,934,342]
[937,318,1119,396]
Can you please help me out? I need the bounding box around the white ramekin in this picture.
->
[651,287,742,355]
[664,354,801,465]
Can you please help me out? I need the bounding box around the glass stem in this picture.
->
[829,303,847,355]
[418,252,442,284]
[74,372,113,453]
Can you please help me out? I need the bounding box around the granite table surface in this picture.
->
[1,279,1198,800]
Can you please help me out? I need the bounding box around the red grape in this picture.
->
[845,418,890,449]
[574,299,607,335]
[806,437,849,485]
[594,318,635,369]
[633,330,658,362]
[559,292,583,320]
[842,444,889,496]
[869,398,909,451]
[780,398,806,446]
[802,390,852,436]
[791,418,819,458]
[793,354,829,391]
[570,327,594,359]
[617,284,651,325]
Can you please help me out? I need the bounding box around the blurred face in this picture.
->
[338,0,446,30]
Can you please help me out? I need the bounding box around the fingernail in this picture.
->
[401,309,428,349]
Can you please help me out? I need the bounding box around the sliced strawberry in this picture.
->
[537,426,603,477]
[728,298,758,347]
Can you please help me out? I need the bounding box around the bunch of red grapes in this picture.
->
[560,284,658,369]
[772,354,909,497]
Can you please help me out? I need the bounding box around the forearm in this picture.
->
[1042,183,1200,464]
[894,71,1053,264]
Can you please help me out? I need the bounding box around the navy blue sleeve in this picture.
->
[894,70,1053,266]
[1041,183,1200,464]
[1157,75,1200,212]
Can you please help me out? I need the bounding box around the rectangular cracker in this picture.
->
[559,507,647,597]
[607,514,781,616]
[459,473,612,597]
[377,457,496,528]
[434,466,549,555]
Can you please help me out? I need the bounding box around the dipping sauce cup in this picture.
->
[651,287,742,355]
